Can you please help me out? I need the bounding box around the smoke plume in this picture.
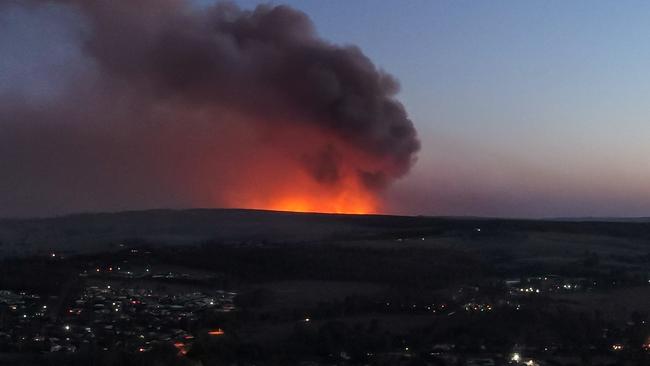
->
[0,0,419,217]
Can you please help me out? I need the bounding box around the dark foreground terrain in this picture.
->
[2,209,650,365]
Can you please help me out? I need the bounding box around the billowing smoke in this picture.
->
[0,0,419,217]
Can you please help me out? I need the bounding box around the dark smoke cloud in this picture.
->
[301,146,341,186]
[0,0,419,217]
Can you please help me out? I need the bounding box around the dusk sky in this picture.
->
[224,0,650,218]
[2,0,650,218]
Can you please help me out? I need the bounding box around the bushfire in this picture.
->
[210,126,386,215]
[0,1,419,217]
[263,185,377,215]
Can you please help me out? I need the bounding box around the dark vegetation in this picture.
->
[157,243,484,288]
[3,210,650,365]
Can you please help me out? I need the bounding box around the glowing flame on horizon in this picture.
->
[205,126,394,216]
[222,172,379,215]
[265,194,376,215]
[208,329,225,336]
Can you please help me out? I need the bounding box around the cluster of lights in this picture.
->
[463,303,493,312]
[510,353,538,366]
[519,287,540,294]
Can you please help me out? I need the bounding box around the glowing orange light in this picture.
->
[210,126,389,215]
[236,171,379,215]
[268,193,376,214]
[208,328,224,336]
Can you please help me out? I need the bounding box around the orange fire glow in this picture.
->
[203,123,387,215]
[228,170,379,215]
[265,189,376,215]
[208,328,225,336]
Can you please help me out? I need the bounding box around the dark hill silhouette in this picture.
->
[2,208,650,257]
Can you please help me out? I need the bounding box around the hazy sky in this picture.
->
[218,0,650,217]
[3,1,650,218]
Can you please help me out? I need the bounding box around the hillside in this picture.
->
[2,208,650,259]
